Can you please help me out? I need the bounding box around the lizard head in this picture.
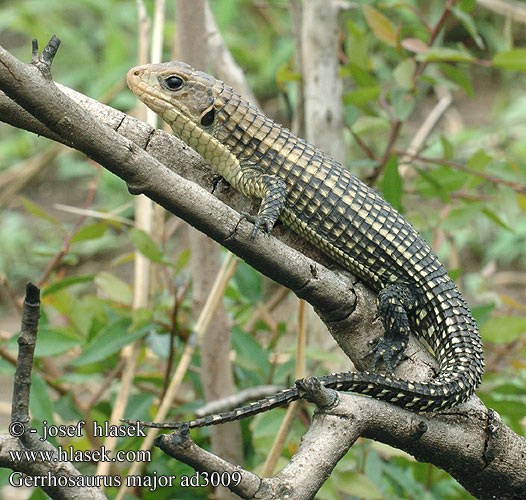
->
[127,61,223,138]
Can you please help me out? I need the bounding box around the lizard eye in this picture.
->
[165,75,183,90]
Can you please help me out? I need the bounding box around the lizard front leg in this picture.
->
[239,169,288,239]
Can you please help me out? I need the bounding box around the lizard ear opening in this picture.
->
[200,108,215,127]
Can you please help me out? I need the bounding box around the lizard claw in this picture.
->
[361,336,407,373]
[238,212,273,239]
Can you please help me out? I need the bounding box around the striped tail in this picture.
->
[130,387,301,430]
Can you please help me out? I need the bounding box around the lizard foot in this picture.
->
[361,336,407,373]
[238,212,274,239]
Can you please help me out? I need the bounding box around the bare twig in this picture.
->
[396,150,526,193]
[414,0,460,81]
[6,282,108,500]
[162,280,190,399]
[11,283,40,432]
[399,92,453,178]
[37,171,100,287]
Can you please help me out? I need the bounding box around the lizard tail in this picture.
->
[134,387,301,430]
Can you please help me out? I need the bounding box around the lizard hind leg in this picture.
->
[363,283,419,373]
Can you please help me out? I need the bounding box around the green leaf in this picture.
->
[343,86,380,107]
[439,63,474,97]
[493,49,526,72]
[440,136,454,159]
[346,20,370,69]
[70,223,107,244]
[481,208,512,231]
[35,328,82,357]
[471,303,496,326]
[332,471,383,499]
[20,197,62,227]
[231,326,270,377]
[345,62,376,87]
[94,271,133,305]
[393,59,416,89]
[459,0,476,13]
[382,155,403,211]
[440,204,480,231]
[174,248,190,272]
[416,165,468,201]
[391,88,415,121]
[276,64,302,84]
[129,228,166,264]
[233,261,262,304]
[452,7,484,49]
[481,316,526,344]
[467,150,492,170]
[72,318,146,366]
[42,275,95,297]
[416,47,475,63]
[30,374,55,426]
[344,105,359,127]
[362,5,397,47]
[352,116,390,135]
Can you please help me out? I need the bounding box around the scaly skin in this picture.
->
[126,62,484,429]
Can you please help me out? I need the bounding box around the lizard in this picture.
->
[125,61,484,429]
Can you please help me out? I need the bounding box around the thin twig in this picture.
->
[399,92,453,178]
[367,120,402,185]
[162,280,190,399]
[397,150,526,193]
[414,0,460,82]
[86,358,126,409]
[245,285,290,332]
[0,275,22,314]
[37,170,101,287]
[350,129,377,161]
[195,385,286,416]
[11,283,40,430]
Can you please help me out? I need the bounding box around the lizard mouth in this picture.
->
[126,66,174,115]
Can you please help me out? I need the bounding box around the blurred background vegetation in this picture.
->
[0,0,525,499]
